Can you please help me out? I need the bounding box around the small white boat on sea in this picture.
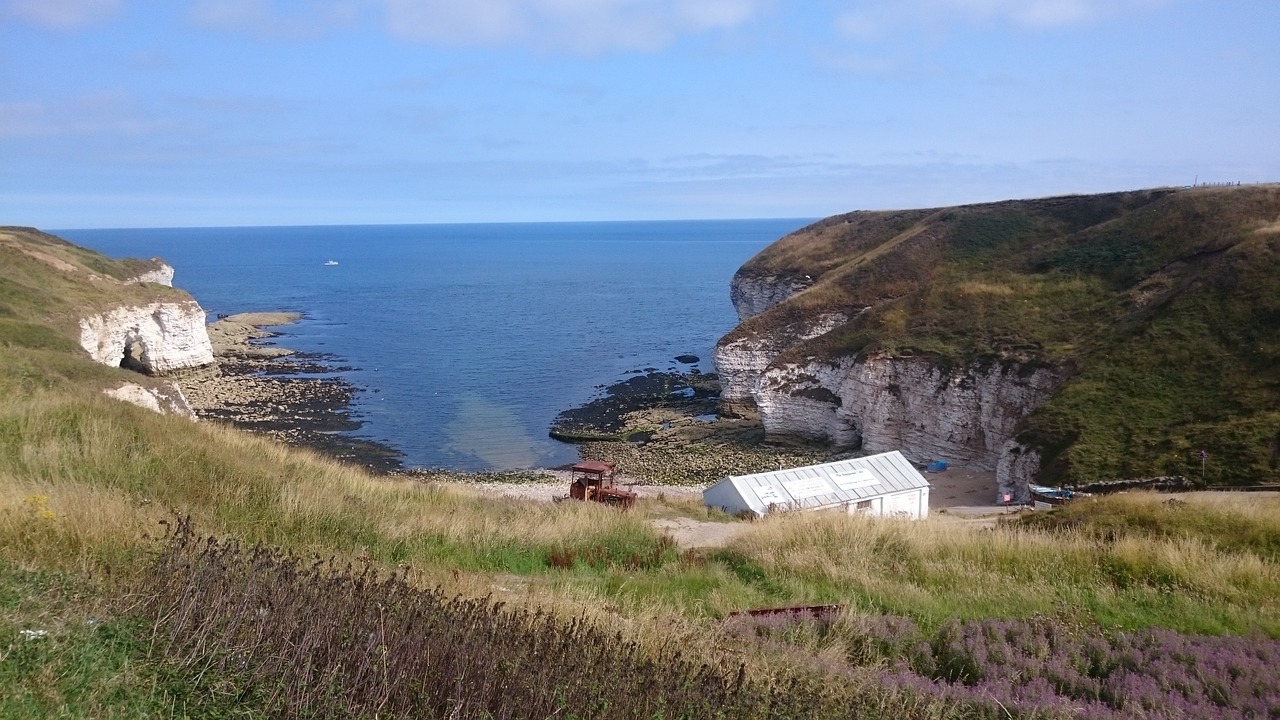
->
[324,260,339,266]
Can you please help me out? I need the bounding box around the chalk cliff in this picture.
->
[79,300,215,375]
[714,311,848,417]
[714,186,1280,492]
[717,278,1064,498]
[0,226,216,418]
[126,260,175,286]
[104,381,196,419]
[750,354,1067,502]
[729,273,813,322]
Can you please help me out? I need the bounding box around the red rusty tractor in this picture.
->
[567,460,636,509]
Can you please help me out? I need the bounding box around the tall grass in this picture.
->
[135,518,1006,720]
[714,502,1280,637]
[7,221,1280,716]
[5,362,1280,638]
[0,360,667,575]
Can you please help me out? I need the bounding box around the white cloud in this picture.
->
[2,0,121,29]
[189,0,363,38]
[933,0,1097,27]
[381,0,760,53]
[834,0,1171,39]
[183,0,759,49]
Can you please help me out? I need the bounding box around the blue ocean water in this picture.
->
[61,220,809,471]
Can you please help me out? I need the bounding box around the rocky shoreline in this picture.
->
[176,313,405,473]
[182,314,844,485]
[549,366,838,485]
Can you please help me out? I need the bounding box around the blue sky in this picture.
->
[2,0,1277,228]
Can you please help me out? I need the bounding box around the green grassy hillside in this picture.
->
[3,225,1280,718]
[0,227,183,341]
[730,186,1280,486]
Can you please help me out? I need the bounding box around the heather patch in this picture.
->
[140,517,976,719]
[728,611,1280,719]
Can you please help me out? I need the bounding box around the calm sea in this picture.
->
[61,220,809,471]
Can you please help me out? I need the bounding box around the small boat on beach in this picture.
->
[1029,484,1090,507]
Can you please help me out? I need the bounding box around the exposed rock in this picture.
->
[79,300,215,375]
[674,354,699,364]
[126,260,175,286]
[549,370,719,440]
[176,326,405,473]
[996,439,1041,504]
[714,187,1280,488]
[728,271,812,321]
[719,268,1066,497]
[103,381,196,419]
[206,312,302,358]
[754,354,1067,473]
[713,312,847,417]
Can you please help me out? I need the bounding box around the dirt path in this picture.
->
[651,517,749,549]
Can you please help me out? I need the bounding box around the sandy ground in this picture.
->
[443,465,1011,549]
[924,467,1023,517]
[650,517,750,549]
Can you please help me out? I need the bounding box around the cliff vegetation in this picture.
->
[725,186,1280,486]
[0,226,183,340]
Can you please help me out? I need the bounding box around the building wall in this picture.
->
[703,480,752,516]
[848,489,927,520]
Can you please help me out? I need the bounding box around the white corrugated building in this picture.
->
[703,451,931,519]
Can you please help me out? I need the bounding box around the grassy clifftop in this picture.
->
[0,226,183,344]
[731,186,1280,486]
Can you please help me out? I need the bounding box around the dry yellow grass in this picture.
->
[956,280,1015,297]
[720,504,1280,632]
[4,333,1280,642]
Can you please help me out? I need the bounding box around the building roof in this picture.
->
[705,451,930,516]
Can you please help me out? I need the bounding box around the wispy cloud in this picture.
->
[1,0,121,29]
[188,0,363,39]
[380,0,760,53]
[819,0,1173,76]
[181,0,760,51]
[0,93,170,139]
[833,0,1171,41]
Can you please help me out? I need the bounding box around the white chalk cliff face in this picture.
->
[728,272,812,322]
[997,440,1042,504]
[104,382,196,419]
[127,260,175,287]
[79,300,215,375]
[753,356,1065,501]
[716,273,1066,501]
[714,312,847,416]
